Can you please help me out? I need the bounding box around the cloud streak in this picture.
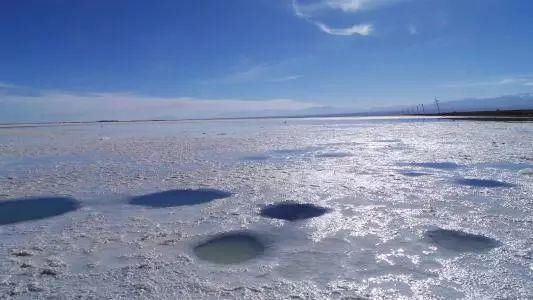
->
[202,60,305,84]
[268,75,304,82]
[443,76,533,88]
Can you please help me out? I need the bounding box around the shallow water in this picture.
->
[0,117,532,299]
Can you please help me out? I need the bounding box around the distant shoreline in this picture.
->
[1,109,532,128]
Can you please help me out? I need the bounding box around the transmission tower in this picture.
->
[434,97,441,114]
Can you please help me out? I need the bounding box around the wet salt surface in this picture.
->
[0,117,532,299]
[239,147,322,163]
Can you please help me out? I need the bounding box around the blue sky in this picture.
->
[1,0,533,121]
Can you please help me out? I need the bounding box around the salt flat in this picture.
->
[0,117,532,299]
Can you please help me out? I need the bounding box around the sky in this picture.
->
[1,0,533,122]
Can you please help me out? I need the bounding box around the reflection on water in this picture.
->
[129,189,231,208]
[194,232,265,264]
[0,197,80,225]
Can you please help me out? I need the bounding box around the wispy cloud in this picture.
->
[408,24,418,35]
[211,63,271,84]
[0,83,322,122]
[268,74,304,82]
[0,81,42,97]
[316,22,373,36]
[292,0,373,36]
[0,82,19,89]
[443,76,533,88]
[323,0,406,12]
[202,61,303,84]
[292,0,416,36]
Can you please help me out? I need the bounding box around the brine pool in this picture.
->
[0,117,532,299]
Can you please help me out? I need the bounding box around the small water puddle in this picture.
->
[0,197,80,225]
[194,232,265,264]
[129,189,231,208]
[399,171,431,177]
[455,178,514,188]
[260,202,330,221]
[425,228,501,252]
[406,162,460,170]
[315,152,353,158]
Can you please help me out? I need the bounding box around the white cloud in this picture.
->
[316,22,373,36]
[292,0,373,36]
[0,84,322,122]
[294,0,404,15]
[324,0,405,12]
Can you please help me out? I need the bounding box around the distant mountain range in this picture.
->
[218,93,533,118]
[380,93,533,115]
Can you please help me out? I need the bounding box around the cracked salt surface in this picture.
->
[0,117,532,299]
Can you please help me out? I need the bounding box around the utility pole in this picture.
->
[421,104,425,114]
[434,97,441,114]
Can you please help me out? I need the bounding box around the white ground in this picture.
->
[0,117,532,299]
